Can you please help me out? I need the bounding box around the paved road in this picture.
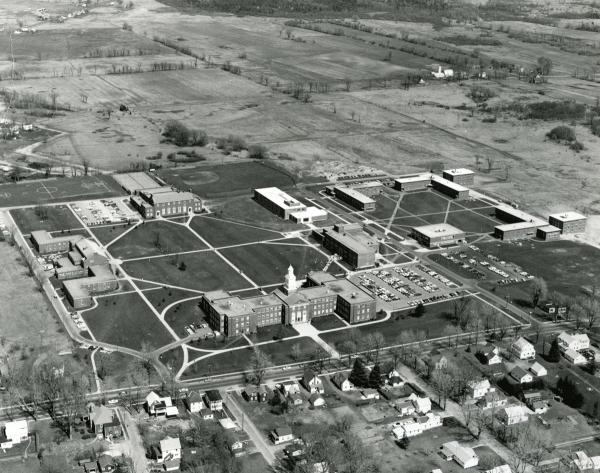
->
[117,407,148,473]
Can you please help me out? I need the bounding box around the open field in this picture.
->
[81,292,174,350]
[108,220,207,259]
[89,223,134,245]
[144,286,200,311]
[211,197,304,232]
[164,298,205,338]
[181,336,327,378]
[190,215,284,247]
[122,250,251,291]
[0,176,123,208]
[11,204,82,234]
[219,239,343,286]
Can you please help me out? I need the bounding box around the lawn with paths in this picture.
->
[81,292,174,350]
[445,210,498,234]
[164,298,206,338]
[11,205,82,234]
[190,215,283,248]
[89,223,134,245]
[219,239,343,286]
[399,190,450,215]
[123,251,251,292]
[311,314,347,331]
[144,286,200,312]
[213,197,303,232]
[181,336,327,379]
[108,220,206,259]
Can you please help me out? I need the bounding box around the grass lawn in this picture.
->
[190,215,283,248]
[219,240,343,286]
[366,193,401,220]
[446,210,498,234]
[89,223,134,245]
[181,337,327,379]
[247,324,298,343]
[399,191,450,215]
[320,297,508,350]
[158,161,296,198]
[108,220,207,259]
[392,215,429,228]
[145,286,201,312]
[96,351,160,389]
[241,453,270,473]
[122,251,251,292]
[420,212,447,225]
[311,314,347,331]
[188,335,248,352]
[12,205,82,234]
[81,293,175,350]
[212,197,303,232]
[478,240,600,298]
[164,299,206,337]
[160,347,185,373]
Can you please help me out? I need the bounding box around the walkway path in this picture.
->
[293,323,340,359]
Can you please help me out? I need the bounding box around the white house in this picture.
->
[440,441,479,469]
[485,465,512,473]
[185,392,203,413]
[529,362,547,377]
[558,332,590,352]
[498,405,528,425]
[302,370,324,394]
[361,389,380,400]
[271,427,294,445]
[564,348,587,365]
[392,421,422,439]
[309,393,326,407]
[395,400,416,417]
[478,391,507,410]
[157,436,181,462]
[145,392,178,417]
[281,380,300,396]
[388,369,405,387]
[511,337,535,360]
[509,367,533,384]
[4,420,28,444]
[331,373,354,392]
[572,451,600,471]
[468,379,491,399]
[417,412,443,430]
[482,346,502,365]
[408,393,432,414]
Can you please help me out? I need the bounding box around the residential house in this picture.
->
[156,436,182,463]
[271,426,294,445]
[511,337,535,360]
[498,405,528,425]
[281,380,300,396]
[205,390,223,410]
[425,353,448,375]
[529,362,547,377]
[388,369,405,387]
[408,393,432,414]
[361,389,380,400]
[467,379,491,399]
[200,408,214,420]
[185,392,204,413]
[564,348,587,365]
[289,393,303,406]
[509,367,533,384]
[393,421,422,439]
[3,420,28,445]
[558,332,590,352]
[102,418,122,439]
[145,392,178,417]
[257,386,269,403]
[309,393,326,407]
[302,370,324,394]
[84,461,98,473]
[97,455,115,473]
[484,465,512,473]
[478,391,507,410]
[395,400,416,417]
[572,451,600,471]
[332,373,355,392]
[440,441,479,469]
[480,346,502,365]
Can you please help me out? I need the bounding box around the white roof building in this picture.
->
[485,465,512,473]
[441,441,479,469]
[558,332,590,351]
[529,362,547,377]
[4,420,28,444]
[468,379,491,399]
[572,451,600,471]
[564,348,587,365]
[511,337,536,359]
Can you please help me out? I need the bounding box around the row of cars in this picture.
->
[72,199,135,226]
[71,312,88,331]
[415,264,457,288]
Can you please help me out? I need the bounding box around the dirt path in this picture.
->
[117,408,148,473]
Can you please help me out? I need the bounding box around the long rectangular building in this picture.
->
[131,187,202,219]
[548,212,586,234]
[411,224,466,248]
[494,222,538,241]
[31,231,84,255]
[394,174,432,192]
[442,168,475,186]
[430,175,469,200]
[254,187,327,224]
[321,224,377,269]
[333,186,376,211]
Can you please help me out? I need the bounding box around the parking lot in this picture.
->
[71,198,139,226]
[353,263,460,311]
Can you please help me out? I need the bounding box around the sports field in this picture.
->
[190,215,284,248]
[0,176,123,208]
[108,220,207,259]
[219,239,343,286]
[11,205,83,234]
[158,161,297,198]
[122,251,251,292]
[81,292,175,351]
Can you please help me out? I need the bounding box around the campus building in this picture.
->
[333,186,376,211]
[130,187,202,219]
[493,203,546,241]
[548,212,587,234]
[31,230,83,255]
[200,267,376,337]
[254,187,327,224]
[411,224,466,248]
[442,168,475,186]
[536,225,561,241]
[394,174,432,192]
[63,264,119,309]
[113,172,160,194]
[350,180,384,197]
[320,223,377,269]
[430,175,470,200]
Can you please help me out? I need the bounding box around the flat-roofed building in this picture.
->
[394,174,432,192]
[494,222,538,241]
[494,204,545,226]
[321,224,377,269]
[548,212,587,234]
[113,172,159,194]
[289,207,328,224]
[31,230,84,255]
[254,187,306,219]
[411,224,466,248]
[430,175,469,200]
[131,187,202,219]
[536,225,561,241]
[63,264,119,309]
[333,186,376,211]
[350,180,384,197]
[442,168,475,186]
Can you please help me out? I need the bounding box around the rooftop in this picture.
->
[394,173,432,184]
[323,227,377,254]
[113,172,158,193]
[412,223,465,239]
[141,188,197,205]
[430,175,469,192]
[537,224,561,233]
[255,187,305,211]
[333,186,376,204]
[549,211,587,222]
[495,203,546,226]
[495,221,540,232]
[290,206,327,220]
[443,168,474,176]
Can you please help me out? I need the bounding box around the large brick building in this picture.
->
[200,267,376,337]
[320,223,377,269]
[430,175,470,200]
[411,224,466,248]
[333,186,376,211]
[31,231,83,255]
[493,204,546,241]
[548,212,587,234]
[442,168,475,186]
[130,187,202,219]
[254,187,327,224]
[394,174,432,192]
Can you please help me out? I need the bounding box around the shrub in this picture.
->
[527,101,585,120]
[592,117,600,137]
[547,125,576,142]
[162,120,190,146]
[227,135,247,152]
[569,140,584,151]
[190,129,208,146]
[469,85,496,103]
[247,144,268,159]
[482,116,497,123]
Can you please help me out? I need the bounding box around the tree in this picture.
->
[452,296,472,328]
[368,363,382,389]
[547,338,561,362]
[339,340,357,367]
[368,332,386,364]
[430,368,454,409]
[246,347,271,386]
[530,277,548,309]
[290,343,302,362]
[537,56,553,76]
[388,345,402,369]
[556,376,584,408]
[348,358,369,388]
[413,302,426,318]
[247,144,268,159]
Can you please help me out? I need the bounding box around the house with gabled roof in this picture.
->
[302,370,324,394]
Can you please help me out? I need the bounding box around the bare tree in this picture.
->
[81,157,90,176]
[530,277,548,309]
[246,346,271,386]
